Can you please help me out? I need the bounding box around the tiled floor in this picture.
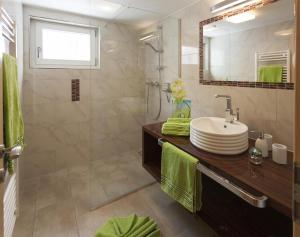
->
[13,184,218,237]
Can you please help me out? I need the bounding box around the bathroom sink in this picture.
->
[190,117,249,155]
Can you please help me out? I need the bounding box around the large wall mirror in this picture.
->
[199,0,295,89]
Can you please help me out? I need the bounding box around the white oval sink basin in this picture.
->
[190,117,249,155]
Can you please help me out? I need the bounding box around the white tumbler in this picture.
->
[272,143,287,165]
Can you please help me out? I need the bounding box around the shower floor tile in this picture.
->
[13,184,218,237]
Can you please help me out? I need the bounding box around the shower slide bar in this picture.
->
[157,138,268,208]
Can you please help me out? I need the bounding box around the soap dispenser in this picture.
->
[255,131,268,158]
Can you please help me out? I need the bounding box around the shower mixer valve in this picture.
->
[156,66,165,71]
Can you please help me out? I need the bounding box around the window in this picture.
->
[30,18,100,69]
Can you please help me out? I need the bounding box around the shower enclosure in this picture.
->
[142,27,164,121]
[142,17,181,123]
[86,17,155,209]
[20,1,155,218]
[19,4,181,227]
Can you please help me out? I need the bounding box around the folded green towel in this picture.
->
[161,122,190,136]
[161,142,201,213]
[95,214,161,237]
[162,124,190,130]
[161,117,190,136]
[162,128,189,132]
[3,54,24,174]
[167,118,191,124]
[259,65,283,83]
[162,131,189,136]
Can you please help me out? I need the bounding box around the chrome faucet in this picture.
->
[215,94,239,123]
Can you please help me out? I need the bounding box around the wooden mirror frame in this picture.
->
[199,0,294,90]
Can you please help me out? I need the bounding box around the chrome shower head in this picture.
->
[139,32,157,42]
[139,28,163,53]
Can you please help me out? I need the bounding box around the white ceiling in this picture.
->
[21,0,203,29]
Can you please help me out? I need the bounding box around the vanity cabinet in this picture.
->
[142,123,293,237]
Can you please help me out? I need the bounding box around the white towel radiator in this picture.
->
[255,50,291,82]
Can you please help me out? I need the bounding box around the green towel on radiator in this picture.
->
[259,65,283,83]
[161,142,201,213]
[3,54,24,174]
[95,214,161,237]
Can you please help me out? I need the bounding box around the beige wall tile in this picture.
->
[143,0,295,150]
[21,6,146,185]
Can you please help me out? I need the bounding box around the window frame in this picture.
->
[30,17,100,69]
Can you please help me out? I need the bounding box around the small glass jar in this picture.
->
[249,147,263,165]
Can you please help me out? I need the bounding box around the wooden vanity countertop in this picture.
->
[143,122,293,218]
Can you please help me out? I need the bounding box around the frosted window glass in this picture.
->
[42,29,91,61]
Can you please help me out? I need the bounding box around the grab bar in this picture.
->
[197,163,267,208]
[157,138,268,208]
[158,138,164,147]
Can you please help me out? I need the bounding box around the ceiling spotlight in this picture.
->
[96,0,123,14]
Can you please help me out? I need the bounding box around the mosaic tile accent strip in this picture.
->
[71,79,80,101]
[199,80,294,89]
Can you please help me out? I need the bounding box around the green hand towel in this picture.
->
[259,65,283,83]
[161,142,201,213]
[3,54,24,174]
[167,118,192,124]
[162,123,190,130]
[95,214,161,237]
[161,122,190,136]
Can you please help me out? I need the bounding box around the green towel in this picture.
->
[161,142,201,213]
[161,118,191,136]
[3,54,24,174]
[167,118,191,124]
[162,123,190,128]
[161,122,190,136]
[259,65,283,83]
[95,214,161,237]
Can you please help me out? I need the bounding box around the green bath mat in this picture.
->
[95,214,161,237]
